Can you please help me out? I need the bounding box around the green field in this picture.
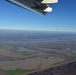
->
[7,69,30,75]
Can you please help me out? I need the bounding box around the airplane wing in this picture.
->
[6,0,58,15]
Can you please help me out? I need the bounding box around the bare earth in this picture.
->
[0,57,65,70]
[0,42,76,75]
[0,70,9,75]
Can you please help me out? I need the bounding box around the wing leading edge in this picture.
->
[6,0,58,15]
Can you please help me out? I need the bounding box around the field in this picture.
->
[0,42,76,75]
[0,30,76,75]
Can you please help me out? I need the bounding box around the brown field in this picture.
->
[0,70,9,75]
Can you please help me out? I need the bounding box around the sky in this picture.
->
[0,0,76,32]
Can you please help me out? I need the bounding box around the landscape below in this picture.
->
[0,30,76,75]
